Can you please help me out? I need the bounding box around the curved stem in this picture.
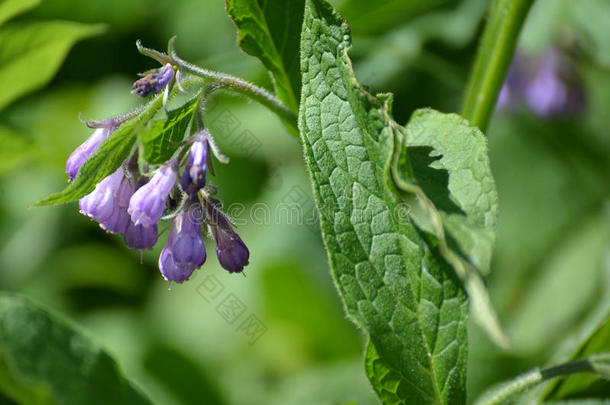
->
[473,354,609,405]
[461,0,535,132]
[165,38,298,134]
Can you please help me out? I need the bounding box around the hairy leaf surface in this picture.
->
[299,0,469,402]
[0,294,152,405]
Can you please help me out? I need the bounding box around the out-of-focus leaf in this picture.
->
[225,0,304,112]
[339,0,450,35]
[140,98,197,164]
[0,125,34,175]
[270,360,378,405]
[143,344,227,405]
[520,0,610,68]
[0,0,40,26]
[299,0,468,402]
[0,293,152,405]
[355,0,488,89]
[0,21,105,110]
[262,262,361,360]
[506,210,610,355]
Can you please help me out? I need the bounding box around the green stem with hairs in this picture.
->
[461,0,535,132]
[136,38,298,135]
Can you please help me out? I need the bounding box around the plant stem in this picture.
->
[461,0,535,132]
[473,355,608,405]
[168,39,298,133]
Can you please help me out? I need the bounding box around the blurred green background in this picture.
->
[0,0,609,403]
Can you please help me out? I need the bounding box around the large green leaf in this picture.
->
[225,0,304,113]
[0,0,40,26]
[0,21,105,110]
[0,293,152,405]
[299,0,468,403]
[140,98,197,164]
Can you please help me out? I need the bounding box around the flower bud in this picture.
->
[128,161,177,227]
[132,63,175,97]
[207,202,249,273]
[66,126,114,180]
[180,136,208,195]
[158,200,206,283]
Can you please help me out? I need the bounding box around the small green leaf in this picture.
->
[0,21,105,110]
[364,341,407,404]
[299,1,468,403]
[32,120,138,206]
[0,293,152,405]
[0,0,41,26]
[225,0,303,113]
[140,98,197,164]
[392,109,507,347]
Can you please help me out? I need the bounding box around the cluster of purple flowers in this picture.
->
[65,64,249,283]
[497,47,586,117]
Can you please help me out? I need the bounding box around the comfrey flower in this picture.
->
[497,47,585,117]
[524,49,585,116]
[55,38,253,285]
[159,199,206,283]
[207,200,249,273]
[79,167,134,234]
[66,120,118,180]
[123,178,159,250]
[180,132,209,195]
[128,160,178,227]
[132,63,175,97]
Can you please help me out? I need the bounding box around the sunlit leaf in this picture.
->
[299,0,469,402]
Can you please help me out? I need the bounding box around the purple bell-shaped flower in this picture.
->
[128,160,178,227]
[79,167,134,234]
[158,199,206,283]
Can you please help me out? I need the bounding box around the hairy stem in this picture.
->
[461,0,535,132]
[165,38,298,132]
[473,354,610,405]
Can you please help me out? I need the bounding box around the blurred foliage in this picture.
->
[0,0,608,404]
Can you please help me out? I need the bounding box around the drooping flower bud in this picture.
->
[180,134,208,195]
[158,199,206,283]
[66,124,116,180]
[79,167,134,234]
[207,201,249,273]
[132,63,175,97]
[128,160,178,227]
